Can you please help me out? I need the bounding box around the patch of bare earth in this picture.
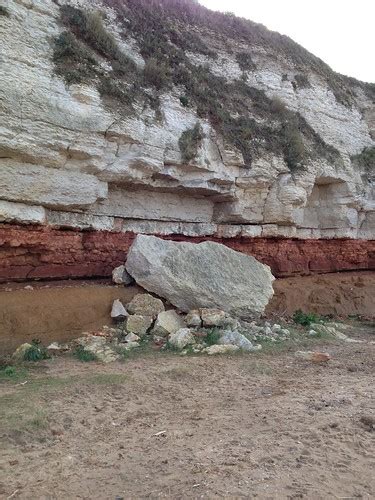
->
[1,325,375,499]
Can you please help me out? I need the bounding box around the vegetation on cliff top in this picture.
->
[52,1,342,171]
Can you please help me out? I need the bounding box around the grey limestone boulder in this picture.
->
[125,235,274,319]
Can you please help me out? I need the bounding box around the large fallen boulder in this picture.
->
[125,235,274,319]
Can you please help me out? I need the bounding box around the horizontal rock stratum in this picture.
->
[125,235,275,318]
[0,224,374,282]
[0,0,373,282]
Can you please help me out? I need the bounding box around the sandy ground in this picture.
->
[1,325,374,499]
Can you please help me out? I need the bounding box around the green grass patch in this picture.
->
[0,372,128,435]
[0,365,28,383]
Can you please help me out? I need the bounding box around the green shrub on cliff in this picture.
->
[0,6,9,16]
[179,123,204,163]
[352,146,375,173]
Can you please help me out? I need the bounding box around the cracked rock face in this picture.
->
[0,0,373,242]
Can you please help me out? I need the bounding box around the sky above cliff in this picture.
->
[200,0,375,83]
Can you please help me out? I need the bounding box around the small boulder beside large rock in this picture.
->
[111,299,128,320]
[168,328,195,350]
[127,293,164,319]
[112,265,134,285]
[218,330,260,352]
[152,310,185,337]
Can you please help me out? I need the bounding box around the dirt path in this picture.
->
[1,327,375,499]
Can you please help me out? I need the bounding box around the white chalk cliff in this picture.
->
[0,0,374,239]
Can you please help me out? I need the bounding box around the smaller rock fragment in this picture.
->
[204,344,240,355]
[111,299,128,319]
[152,310,185,337]
[127,293,164,318]
[12,343,33,361]
[185,310,202,327]
[201,308,226,327]
[124,332,140,343]
[122,341,140,350]
[76,336,119,363]
[295,351,331,363]
[168,328,195,350]
[218,330,259,352]
[112,265,134,285]
[126,315,153,336]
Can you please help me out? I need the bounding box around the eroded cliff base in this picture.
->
[1,272,374,354]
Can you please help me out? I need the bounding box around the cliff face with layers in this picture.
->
[0,0,374,281]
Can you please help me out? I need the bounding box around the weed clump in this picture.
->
[179,123,204,163]
[205,328,221,346]
[293,310,319,327]
[23,340,49,362]
[73,345,98,362]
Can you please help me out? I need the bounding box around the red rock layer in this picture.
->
[0,223,374,282]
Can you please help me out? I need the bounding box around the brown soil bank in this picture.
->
[0,223,374,281]
[1,332,375,499]
[1,272,374,354]
[267,271,375,318]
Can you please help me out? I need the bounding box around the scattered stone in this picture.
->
[192,345,204,353]
[218,330,260,352]
[77,336,119,363]
[201,308,226,327]
[204,344,240,355]
[111,299,128,320]
[47,342,61,350]
[112,265,134,285]
[125,235,275,318]
[47,342,70,352]
[127,293,164,318]
[264,326,273,336]
[309,329,318,336]
[152,310,185,337]
[272,324,282,332]
[122,341,140,350]
[168,328,195,350]
[185,309,202,327]
[12,343,33,361]
[295,351,331,363]
[126,315,153,336]
[124,332,140,343]
[311,323,363,343]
